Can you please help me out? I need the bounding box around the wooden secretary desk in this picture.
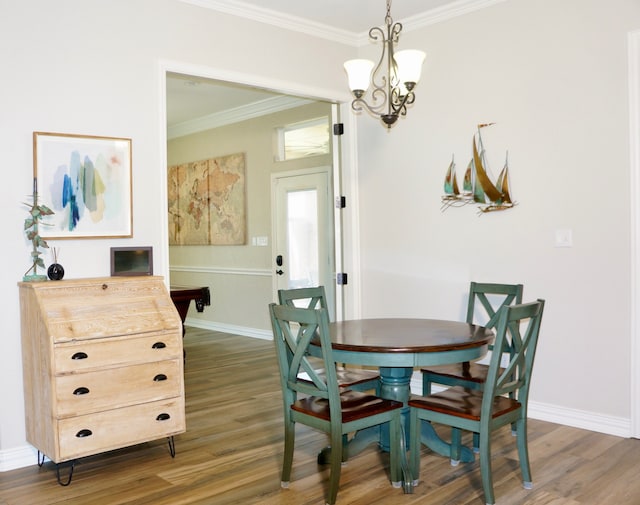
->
[18,276,186,485]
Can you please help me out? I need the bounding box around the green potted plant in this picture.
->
[23,178,54,281]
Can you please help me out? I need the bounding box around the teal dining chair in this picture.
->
[269,303,403,505]
[278,287,381,394]
[421,282,524,395]
[420,282,523,456]
[408,299,545,505]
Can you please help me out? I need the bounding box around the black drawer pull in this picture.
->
[153,374,167,382]
[156,413,171,421]
[152,342,166,349]
[76,429,93,438]
[73,387,90,396]
[102,283,108,290]
[71,352,88,360]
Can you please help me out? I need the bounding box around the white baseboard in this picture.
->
[408,375,631,438]
[527,400,630,438]
[0,445,38,472]
[184,318,273,340]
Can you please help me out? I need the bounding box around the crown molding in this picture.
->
[403,0,508,31]
[178,0,359,46]
[168,95,312,139]
[179,0,509,47]
[356,0,509,45]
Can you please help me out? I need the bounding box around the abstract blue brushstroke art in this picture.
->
[34,132,132,239]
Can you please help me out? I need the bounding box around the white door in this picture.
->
[272,167,336,319]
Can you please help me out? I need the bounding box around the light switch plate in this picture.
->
[555,229,573,247]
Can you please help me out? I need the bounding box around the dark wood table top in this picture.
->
[310,318,494,367]
[329,318,493,352]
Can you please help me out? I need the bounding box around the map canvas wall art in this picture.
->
[33,132,132,239]
[168,153,246,245]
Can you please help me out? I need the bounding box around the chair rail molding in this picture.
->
[170,265,271,277]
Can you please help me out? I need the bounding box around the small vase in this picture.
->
[47,263,65,281]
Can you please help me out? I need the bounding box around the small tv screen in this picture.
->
[110,247,153,276]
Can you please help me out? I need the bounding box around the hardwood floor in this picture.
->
[2,327,640,505]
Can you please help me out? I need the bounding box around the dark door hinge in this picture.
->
[333,123,344,136]
[337,273,348,285]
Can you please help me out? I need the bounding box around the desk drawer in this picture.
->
[54,332,182,373]
[55,397,185,462]
[55,360,183,417]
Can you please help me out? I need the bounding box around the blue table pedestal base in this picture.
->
[316,366,475,490]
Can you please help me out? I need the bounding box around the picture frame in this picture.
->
[110,246,153,276]
[33,131,133,239]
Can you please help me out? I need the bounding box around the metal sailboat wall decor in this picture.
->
[441,123,515,213]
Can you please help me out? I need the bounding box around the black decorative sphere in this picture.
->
[47,263,65,281]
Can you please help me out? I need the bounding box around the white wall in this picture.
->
[353,0,640,423]
[1,0,639,471]
[0,0,354,468]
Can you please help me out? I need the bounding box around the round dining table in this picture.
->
[308,318,494,467]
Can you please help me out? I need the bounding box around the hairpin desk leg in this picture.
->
[37,450,76,486]
[55,460,76,486]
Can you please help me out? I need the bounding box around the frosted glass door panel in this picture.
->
[287,189,319,288]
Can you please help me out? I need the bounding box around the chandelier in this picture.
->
[343,0,426,129]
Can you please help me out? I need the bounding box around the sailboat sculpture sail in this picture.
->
[441,157,474,207]
[441,123,515,213]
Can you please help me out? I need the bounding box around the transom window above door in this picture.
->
[276,117,330,161]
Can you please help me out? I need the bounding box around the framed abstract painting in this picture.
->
[33,131,133,239]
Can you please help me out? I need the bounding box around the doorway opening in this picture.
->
[161,63,351,336]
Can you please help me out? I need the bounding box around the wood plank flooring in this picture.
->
[2,327,640,505]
